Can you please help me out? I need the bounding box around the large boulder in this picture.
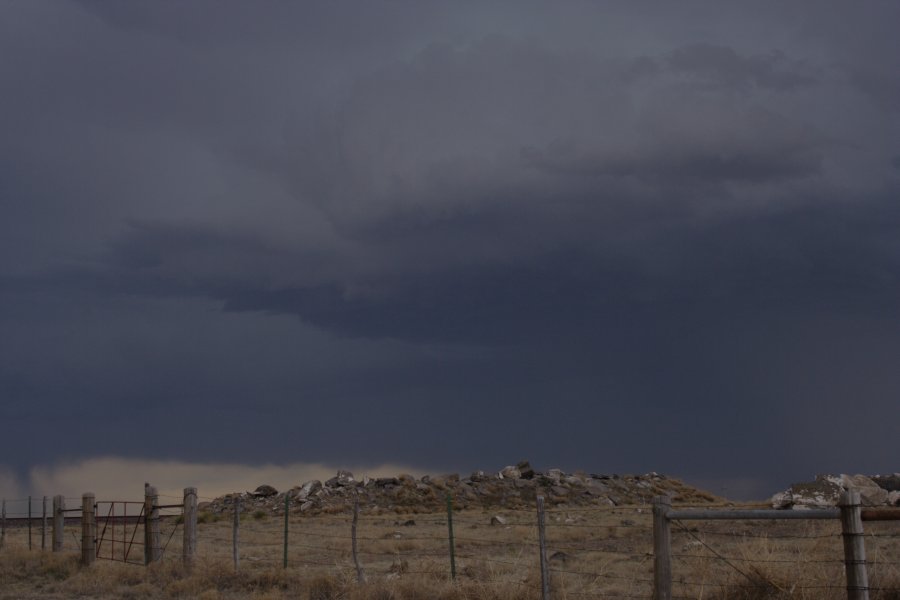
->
[499,465,521,480]
[252,485,278,498]
[773,473,897,509]
[873,475,900,492]
[325,470,356,488]
[788,475,843,509]
[516,461,536,480]
[841,474,889,506]
[295,480,322,500]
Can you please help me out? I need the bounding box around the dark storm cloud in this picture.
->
[2,0,900,498]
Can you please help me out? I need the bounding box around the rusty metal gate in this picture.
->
[94,501,146,564]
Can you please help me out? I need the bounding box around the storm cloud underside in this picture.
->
[1,1,899,499]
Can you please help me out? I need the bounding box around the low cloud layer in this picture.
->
[23,458,423,503]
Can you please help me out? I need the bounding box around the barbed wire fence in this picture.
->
[2,486,899,600]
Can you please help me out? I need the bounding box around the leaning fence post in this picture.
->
[446,492,457,580]
[839,489,870,600]
[81,493,95,566]
[144,485,161,564]
[653,495,672,600]
[352,497,366,583]
[52,495,65,552]
[183,487,197,571]
[537,495,550,600]
[232,496,240,572]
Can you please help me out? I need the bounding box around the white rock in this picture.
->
[771,491,792,509]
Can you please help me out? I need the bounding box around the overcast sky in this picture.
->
[1,1,899,500]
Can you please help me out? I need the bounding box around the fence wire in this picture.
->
[2,493,900,599]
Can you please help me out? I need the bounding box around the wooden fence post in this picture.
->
[537,495,550,600]
[183,487,197,571]
[81,493,95,566]
[28,495,32,550]
[144,485,161,564]
[52,495,65,552]
[1,499,5,550]
[232,496,240,572]
[352,497,366,583]
[446,492,457,580]
[839,490,870,600]
[653,495,672,600]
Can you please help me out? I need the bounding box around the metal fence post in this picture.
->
[52,495,65,552]
[233,496,240,572]
[144,485,161,564]
[283,493,289,569]
[446,492,457,580]
[653,495,672,600]
[839,490,870,600]
[183,487,197,571]
[42,496,47,551]
[81,493,95,566]
[352,497,366,583]
[537,495,550,600]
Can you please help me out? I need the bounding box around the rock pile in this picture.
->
[199,461,720,517]
[771,473,900,509]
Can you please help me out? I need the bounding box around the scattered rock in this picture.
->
[200,466,720,516]
[499,466,521,480]
[490,515,507,526]
[773,473,899,509]
[516,461,535,480]
[252,485,278,498]
[550,486,570,497]
[295,480,322,500]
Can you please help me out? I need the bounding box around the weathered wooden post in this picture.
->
[537,495,550,600]
[352,497,366,583]
[232,496,240,572]
[52,495,65,552]
[28,495,32,550]
[81,493,95,566]
[183,487,197,570]
[1,498,5,550]
[144,485,161,564]
[839,490,870,600]
[653,495,672,600]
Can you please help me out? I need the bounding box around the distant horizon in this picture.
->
[1,455,876,504]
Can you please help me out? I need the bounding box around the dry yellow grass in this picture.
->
[1,503,899,599]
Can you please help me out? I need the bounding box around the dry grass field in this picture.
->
[1,502,899,599]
